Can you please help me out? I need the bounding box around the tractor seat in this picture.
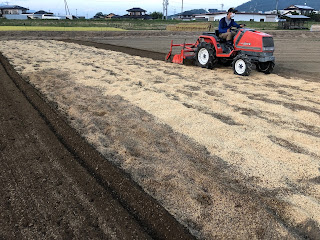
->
[214,30,226,43]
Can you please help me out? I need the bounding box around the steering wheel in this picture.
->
[230,27,240,33]
[230,24,246,33]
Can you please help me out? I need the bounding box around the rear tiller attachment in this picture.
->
[165,40,196,64]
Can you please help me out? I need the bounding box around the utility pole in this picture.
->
[221,4,224,11]
[181,0,183,16]
[276,0,279,13]
[162,0,169,20]
[64,0,71,15]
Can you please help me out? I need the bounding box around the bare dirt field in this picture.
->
[0,30,320,239]
[0,50,193,239]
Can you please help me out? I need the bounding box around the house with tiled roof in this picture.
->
[284,5,315,16]
[123,7,152,19]
[0,5,28,16]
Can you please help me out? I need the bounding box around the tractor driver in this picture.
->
[218,8,244,48]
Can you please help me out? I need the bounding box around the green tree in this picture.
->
[310,13,320,22]
[94,12,105,19]
[150,11,163,19]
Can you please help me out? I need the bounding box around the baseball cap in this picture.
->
[228,8,238,13]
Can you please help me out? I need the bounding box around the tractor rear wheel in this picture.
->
[232,54,252,76]
[256,61,275,74]
[195,42,216,69]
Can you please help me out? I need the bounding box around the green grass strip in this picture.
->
[0,26,126,31]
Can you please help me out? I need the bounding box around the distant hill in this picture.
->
[181,9,207,15]
[236,0,320,12]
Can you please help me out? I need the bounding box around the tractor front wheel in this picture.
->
[256,61,275,74]
[232,54,252,76]
[195,42,216,69]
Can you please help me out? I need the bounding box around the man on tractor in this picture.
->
[218,8,243,48]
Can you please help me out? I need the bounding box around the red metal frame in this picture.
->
[166,35,237,64]
[165,40,197,64]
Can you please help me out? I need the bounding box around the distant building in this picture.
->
[0,5,30,19]
[123,7,151,19]
[193,12,278,22]
[104,13,122,19]
[208,9,225,13]
[176,12,194,21]
[126,8,146,17]
[105,13,116,19]
[0,5,73,20]
[0,5,28,16]
[283,5,315,16]
[34,10,53,15]
[57,15,74,20]
[32,10,53,19]
[279,15,310,29]
[265,10,284,14]
[176,9,208,20]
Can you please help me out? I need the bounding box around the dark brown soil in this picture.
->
[0,53,194,239]
[62,39,165,61]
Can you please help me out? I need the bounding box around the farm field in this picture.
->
[84,30,320,82]
[0,19,279,29]
[0,19,181,31]
[0,30,320,239]
[0,26,126,31]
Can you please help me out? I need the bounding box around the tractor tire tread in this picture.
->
[232,54,252,76]
[195,42,216,69]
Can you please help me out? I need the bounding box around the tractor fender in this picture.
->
[197,35,221,54]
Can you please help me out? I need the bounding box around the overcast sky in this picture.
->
[5,0,249,18]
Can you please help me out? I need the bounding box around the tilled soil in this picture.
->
[0,53,194,239]
[1,31,320,239]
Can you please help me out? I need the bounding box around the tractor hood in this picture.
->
[234,29,274,53]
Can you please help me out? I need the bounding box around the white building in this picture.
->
[193,12,278,22]
[265,10,285,15]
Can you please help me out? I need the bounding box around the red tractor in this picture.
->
[166,28,275,76]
